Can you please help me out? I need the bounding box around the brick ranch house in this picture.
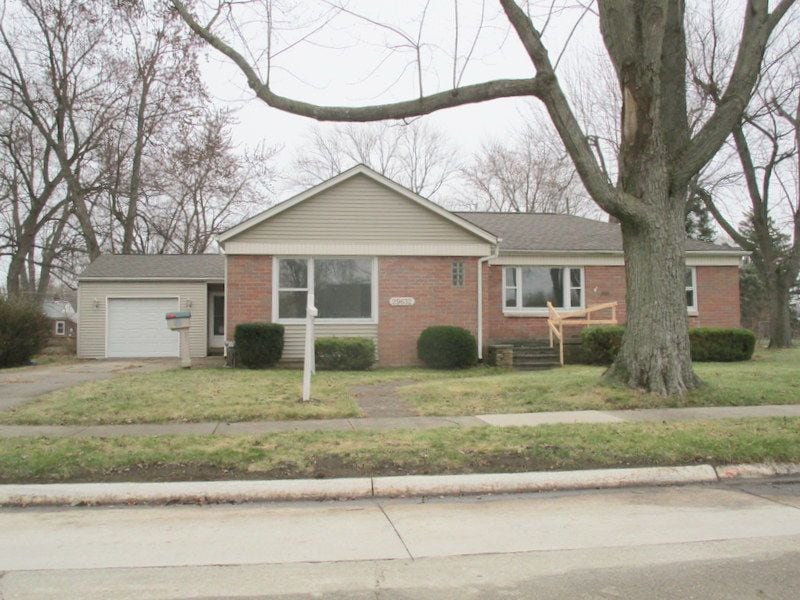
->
[76,165,744,364]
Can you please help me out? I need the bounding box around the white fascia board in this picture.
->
[79,277,225,283]
[217,164,497,245]
[492,250,744,267]
[224,241,494,257]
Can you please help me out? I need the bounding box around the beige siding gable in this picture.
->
[227,174,486,246]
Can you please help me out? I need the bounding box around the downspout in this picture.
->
[222,245,228,359]
[477,240,501,361]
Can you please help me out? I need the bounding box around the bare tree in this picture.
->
[696,59,799,347]
[99,1,206,254]
[291,120,459,198]
[141,109,278,254]
[173,0,797,394]
[461,109,594,215]
[0,0,125,261]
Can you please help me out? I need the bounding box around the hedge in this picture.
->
[417,326,478,369]
[234,323,284,368]
[689,327,756,362]
[580,325,756,364]
[0,298,51,368]
[580,325,626,365]
[315,337,376,370]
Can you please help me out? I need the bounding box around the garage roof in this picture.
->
[79,254,225,281]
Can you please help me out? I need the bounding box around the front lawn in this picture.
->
[0,366,500,425]
[403,347,800,415]
[0,418,797,483]
[0,347,796,425]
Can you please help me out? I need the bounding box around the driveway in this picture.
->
[0,359,193,411]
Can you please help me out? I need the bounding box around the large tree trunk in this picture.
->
[767,281,795,348]
[606,207,699,395]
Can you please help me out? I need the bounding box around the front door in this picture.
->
[208,292,225,348]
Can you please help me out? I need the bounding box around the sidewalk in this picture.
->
[1,403,799,438]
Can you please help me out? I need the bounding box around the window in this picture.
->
[685,267,697,312]
[277,257,374,320]
[503,267,584,311]
[452,261,465,287]
[55,320,65,336]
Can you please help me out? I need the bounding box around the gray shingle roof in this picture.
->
[454,212,743,253]
[79,255,225,280]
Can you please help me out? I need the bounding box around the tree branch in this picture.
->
[172,0,543,121]
[675,0,797,185]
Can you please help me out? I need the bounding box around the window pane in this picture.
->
[686,290,694,308]
[314,258,372,318]
[279,259,307,288]
[521,267,563,308]
[570,289,581,307]
[279,291,307,318]
[505,287,517,307]
[570,268,582,287]
[685,268,694,287]
[452,261,464,286]
[505,267,516,286]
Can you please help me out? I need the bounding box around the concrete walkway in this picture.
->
[1,403,799,438]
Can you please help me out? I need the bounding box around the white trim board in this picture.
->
[218,164,497,245]
[225,241,493,257]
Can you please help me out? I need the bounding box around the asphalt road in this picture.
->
[1,479,799,599]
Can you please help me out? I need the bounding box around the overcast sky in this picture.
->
[197,0,607,199]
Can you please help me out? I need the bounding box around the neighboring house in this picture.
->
[43,299,78,338]
[76,165,745,363]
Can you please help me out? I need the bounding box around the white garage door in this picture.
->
[107,298,180,358]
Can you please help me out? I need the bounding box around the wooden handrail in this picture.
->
[547,301,618,366]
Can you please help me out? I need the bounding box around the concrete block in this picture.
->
[372,465,718,497]
[715,463,800,480]
[0,478,374,507]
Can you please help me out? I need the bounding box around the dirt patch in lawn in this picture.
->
[0,452,706,485]
[350,380,418,418]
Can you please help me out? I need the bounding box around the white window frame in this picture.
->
[686,266,698,315]
[272,256,378,325]
[55,320,66,336]
[502,266,585,316]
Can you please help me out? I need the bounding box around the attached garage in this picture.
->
[77,255,225,359]
[106,298,180,358]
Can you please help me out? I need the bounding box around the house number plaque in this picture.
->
[389,297,415,306]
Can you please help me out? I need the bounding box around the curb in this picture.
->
[1,463,798,507]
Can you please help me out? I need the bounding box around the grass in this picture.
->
[0,366,502,425]
[0,417,797,483]
[402,347,800,415]
[0,347,796,425]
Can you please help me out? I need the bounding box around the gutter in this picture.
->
[477,241,501,361]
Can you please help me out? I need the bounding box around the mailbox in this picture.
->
[165,310,191,330]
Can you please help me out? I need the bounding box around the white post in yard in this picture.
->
[302,292,318,401]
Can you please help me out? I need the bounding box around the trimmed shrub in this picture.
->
[417,326,478,369]
[315,337,376,370]
[581,325,756,364]
[581,326,625,365]
[689,327,756,362]
[0,298,51,368]
[234,323,284,368]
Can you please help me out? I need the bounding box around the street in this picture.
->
[1,479,799,599]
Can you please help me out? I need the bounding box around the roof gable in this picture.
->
[219,165,496,246]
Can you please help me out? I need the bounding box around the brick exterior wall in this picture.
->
[692,266,741,327]
[378,256,478,366]
[224,255,741,365]
[225,255,272,339]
